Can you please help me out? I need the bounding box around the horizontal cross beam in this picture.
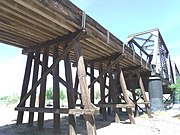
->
[130,39,149,56]
[17,28,88,107]
[22,29,91,54]
[38,59,67,87]
[95,103,134,108]
[86,53,120,63]
[15,107,99,115]
[88,53,124,89]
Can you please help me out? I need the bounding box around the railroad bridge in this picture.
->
[0,0,179,135]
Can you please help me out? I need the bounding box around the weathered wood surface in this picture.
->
[17,52,33,125]
[15,107,99,115]
[64,46,77,135]
[74,43,97,135]
[38,48,49,130]
[16,29,87,108]
[136,102,150,104]
[118,64,136,124]
[52,46,60,133]
[28,51,40,126]
[0,0,150,71]
[96,103,134,108]
[137,72,152,117]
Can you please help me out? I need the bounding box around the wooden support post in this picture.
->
[129,74,138,116]
[15,107,99,115]
[88,54,123,89]
[74,71,79,102]
[52,46,60,133]
[64,47,77,135]
[74,43,97,135]
[117,63,135,124]
[38,48,49,130]
[107,63,111,115]
[136,72,151,117]
[17,29,87,107]
[28,51,40,126]
[90,64,95,104]
[17,52,33,125]
[99,63,107,120]
[109,67,120,123]
[115,65,122,112]
[39,60,67,87]
[107,87,112,115]
[87,72,109,90]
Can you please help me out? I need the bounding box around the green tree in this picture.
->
[46,87,66,101]
[169,77,180,104]
[46,87,53,100]
[0,94,20,106]
[60,90,66,101]
[135,89,142,96]
[169,76,180,92]
[95,90,100,100]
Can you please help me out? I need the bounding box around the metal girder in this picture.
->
[127,28,175,83]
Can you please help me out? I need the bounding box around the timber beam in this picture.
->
[96,103,134,108]
[86,72,109,89]
[15,107,99,115]
[38,59,67,87]
[86,53,120,64]
[74,43,97,135]
[17,28,88,107]
[88,53,124,89]
[17,52,33,124]
[22,28,91,54]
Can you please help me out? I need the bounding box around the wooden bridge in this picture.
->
[0,0,179,135]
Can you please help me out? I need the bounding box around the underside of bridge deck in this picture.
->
[0,0,154,134]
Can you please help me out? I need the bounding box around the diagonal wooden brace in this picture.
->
[17,28,88,107]
[88,53,124,89]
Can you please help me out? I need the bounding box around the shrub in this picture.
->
[0,94,20,106]
[168,76,180,92]
[95,90,100,100]
[46,87,53,100]
[60,90,66,101]
[135,89,142,96]
[46,87,66,101]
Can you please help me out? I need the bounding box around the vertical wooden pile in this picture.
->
[87,54,136,124]
[127,70,151,117]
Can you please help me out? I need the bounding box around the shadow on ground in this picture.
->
[0,112,130,135]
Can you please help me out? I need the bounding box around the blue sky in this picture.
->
[0,0,180,95]
[71,0,180,63]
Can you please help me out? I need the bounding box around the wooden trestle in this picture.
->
[0,0,152,134]
[15,29,151,134]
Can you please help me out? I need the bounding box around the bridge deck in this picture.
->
[0,0,150,72]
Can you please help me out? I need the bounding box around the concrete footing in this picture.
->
[148,77,164,112]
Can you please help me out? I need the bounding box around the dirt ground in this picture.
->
[0,104,180,135]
